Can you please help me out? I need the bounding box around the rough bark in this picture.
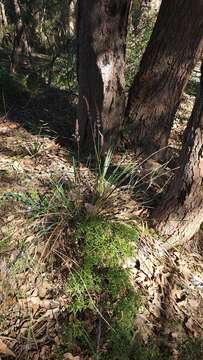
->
[126,0,203,159]
[153,61,203,248]
[77,0,131,152]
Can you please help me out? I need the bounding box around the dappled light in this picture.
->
[0,1,203,359]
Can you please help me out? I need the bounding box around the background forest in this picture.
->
[0,1,203,359]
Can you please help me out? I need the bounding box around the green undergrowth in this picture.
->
[1,171,200,358]
[59,216,140,359]
[1,179,80,221]
[58,216,166,359]
[125,13,155,89]
[55,217,169,359]
[54,213,175,360]
[0,156,189,359]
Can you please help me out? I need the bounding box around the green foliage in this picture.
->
[105,290,139,360]
[22,138,44,157]
[125,16,155,89]
[55,318,98,360]
[2,191,49,214]
[131,341,164,360]
[77,217,137,268]
[10,255,29,276]
[92,149,138,216]
[64,217,140,359]
[52,48,77,91]
[95,149,132,196]
[3,180,81,224]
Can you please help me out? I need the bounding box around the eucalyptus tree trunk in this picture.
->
[68,0,77,38]
[10,0,31,73]
[126,0,203,159]
[77,0,131,152]
[0,1,7,28]
[60,0,76,38]
[153,62,203,248]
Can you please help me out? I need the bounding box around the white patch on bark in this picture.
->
[97,53,114,92]
[97,52,125,130]
[97,53,115,124]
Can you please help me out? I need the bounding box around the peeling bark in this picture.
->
[126,0,203,159]
[77,0,131,152]
[153,61,203,248]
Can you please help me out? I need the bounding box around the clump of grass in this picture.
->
[16,131,44,158]
[21,138,44,157]
[3,178,80,221]
[90,148,139,217]
[2,178,83,262]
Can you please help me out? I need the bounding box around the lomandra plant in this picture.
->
[73,100,140,217]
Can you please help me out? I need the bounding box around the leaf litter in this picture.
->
[0,90,203,359]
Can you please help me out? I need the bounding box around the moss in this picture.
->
[63,217,141,359]
[76,217,138,268]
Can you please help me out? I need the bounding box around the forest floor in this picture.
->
[0,64,203,359]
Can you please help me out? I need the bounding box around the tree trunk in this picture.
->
[10,0,31,74]
[0,1,7,28]
[68,0,77,38]
[126,0,203,159]
[153,61,203,249]
[60,0,76,38]
[77,0,131,152]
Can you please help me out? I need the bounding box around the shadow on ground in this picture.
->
[0,47,77,148]
[4,87,77,148]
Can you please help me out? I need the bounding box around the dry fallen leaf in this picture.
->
[134,314,153,343]
[187,298,200,309]
[0,339,16,357]
[185,318,198,337]
[63,353,80,360]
